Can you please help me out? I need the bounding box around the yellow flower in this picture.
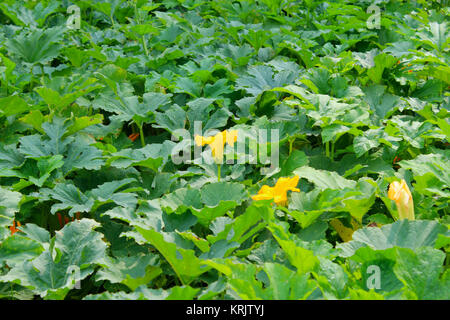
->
[388,179,415,220]
[195,130,238,162]
[252,176,300,206]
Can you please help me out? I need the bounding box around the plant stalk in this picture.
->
[138,123,145,147]
[331,141,335,161]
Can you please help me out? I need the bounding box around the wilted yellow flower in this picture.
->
[388,179,415,220]
[195,130,238,162]
[330,218,360,242]
[252,176,300,206]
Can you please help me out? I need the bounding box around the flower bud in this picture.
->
[388,179,415,220]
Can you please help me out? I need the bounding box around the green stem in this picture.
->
[5,77,8,95]
[142,36,149,57]
[325,141,330,158]
[217,164,221,182]
[138,123,145,147]
[40,64,45,84]
[331,141,335,161]
[289,138,294,156]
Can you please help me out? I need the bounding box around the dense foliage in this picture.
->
[0,0,449,300]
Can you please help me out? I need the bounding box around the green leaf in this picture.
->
[89,178,138,210]
[353,129,382,157]
[367,53,398,84]
[348,289,385,300]
[207,202,272,247]
[293,166,357,190]
[0,144,25,171]
[107,143,170,171]
[5,27,64,64]
[19,134,50,159]
[0,187,22,231]
[154,105,186,133]
[102,200,163,231]
[399,154,450,188]
[394,247,449,299]
[64,114,104,138]
[277,150,308,177]
[353,248,403,293]
[135,227,209,285]
[0,95,29,117]
[271,85,315,110]
[96,254,161,291]
[264,262,317,299]
[203,259,265,299]
[338,220,450,257]
[313,257,348,299]
[0,235,44,267]
[200,182,245,207]
[28,155,64,187]
[417,22,449,52]
[160,188,203,214]
[19,110,46,134]
[0,219,106,299]
[174,77,202,97]
[63,142,104,174]
[236,65,297,97]
[84,285,199,300]
[40,183,94,215]
[363,85,400,120]
[268,222,319,274]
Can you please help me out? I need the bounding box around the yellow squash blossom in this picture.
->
[252,176,300,206]
[388,179,415,220]
[195,130,238,163]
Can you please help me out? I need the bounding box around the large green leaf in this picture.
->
[107,143,172,171]
[204,259,316,299]
[0,95,29,117]
[154,104,186,133]
[0,234,44,267]
[39,183,94,215]
[0,187,22,232]
[0,219,107,299]
[96,254,161,291]
[89,178,138,210]
[5,27,65,64]
[63,141,104,174]
[399,154,450,188]
[84,285,200,300]
[393,247,449,299]
[293,166,357,190]
[135,226,210,285]
[267,222,319,275]
[417,22,449,52]
[367,53,398,84]
[363,85,400,120]
[313,257,349,299]
[338,220,449,257]
[0,144,25,173]
[236,65,297,97]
